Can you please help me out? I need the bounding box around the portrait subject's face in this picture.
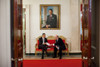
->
[49,10,53,15]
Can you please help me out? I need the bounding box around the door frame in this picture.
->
[95,0,100,67]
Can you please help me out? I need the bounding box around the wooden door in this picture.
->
[82,0,91,67]
[82,0,99,67]
[11,0,23,67]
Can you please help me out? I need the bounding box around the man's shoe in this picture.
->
[41,56,44,59]
[41,57,44,59]
[53,56,57,58]
[59,57,62,59]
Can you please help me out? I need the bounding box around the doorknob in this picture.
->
[91,57,94,60]
[83,57,88,60]
[18,58,23,61]
[11,58,23,61]
[11,58,17,61]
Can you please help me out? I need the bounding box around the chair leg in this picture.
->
[67,50,69,56]
[35,51,37,56]
[65,52,66,55]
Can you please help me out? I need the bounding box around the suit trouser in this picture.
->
[39,45,47,58]
[54,46,62,58]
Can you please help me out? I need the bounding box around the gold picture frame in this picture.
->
[40,4,60,30]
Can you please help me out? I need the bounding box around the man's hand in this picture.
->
[43,43,46,45]
[56,46,59,49]
[46,25,50,28]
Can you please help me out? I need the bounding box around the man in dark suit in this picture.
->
[53,35,66,59]
[39,33,48,59]
[46,9,57,28]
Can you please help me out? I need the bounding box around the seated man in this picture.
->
[53,35,66,59]
[39,33,49,59]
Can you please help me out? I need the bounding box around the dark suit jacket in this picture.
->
[46,14,57,28]
[55,38,66,50]
[39,37,48,49]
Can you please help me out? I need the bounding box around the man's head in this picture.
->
[49,9,53,15]
[42,33,46,38]
[55,35,59,40]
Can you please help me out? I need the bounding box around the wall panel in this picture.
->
[0,0,11,67]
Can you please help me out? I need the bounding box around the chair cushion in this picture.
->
[48,40,55,44]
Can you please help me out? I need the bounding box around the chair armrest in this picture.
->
[35,43,38,49]
[65,43,68,48]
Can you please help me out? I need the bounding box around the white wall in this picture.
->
[70,0,80,52]
[23,0,81,53]
[0,0,11,67]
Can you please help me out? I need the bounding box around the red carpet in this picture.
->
[23,59,82,67]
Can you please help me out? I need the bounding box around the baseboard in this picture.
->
[25,53,82,56]
[25,53,35,55]
[69,53,82,55]
[69,51,82,53]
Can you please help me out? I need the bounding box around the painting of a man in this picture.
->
[46,9,57,28]
[40,5,60,30]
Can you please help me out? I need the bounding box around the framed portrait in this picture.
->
[40,4,60,30]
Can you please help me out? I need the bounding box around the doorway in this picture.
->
[10,0,100,67]
[22,0,82,59]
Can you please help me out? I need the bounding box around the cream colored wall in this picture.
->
[70,0,80,52]
[0,0,11,67]
[23,0,81,53]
